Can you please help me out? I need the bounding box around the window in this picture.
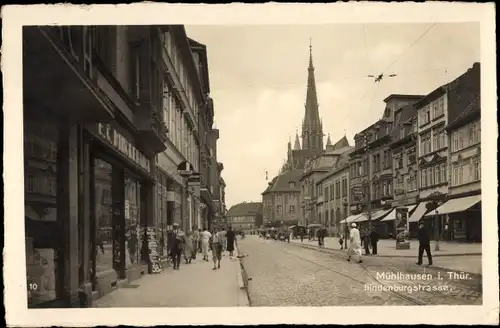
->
[408,172,417,191]
[324,187,329,200]
[330,185,334,200]
[473,159,481,181]
[336,181,341,198]
[342,178,348,197]
[276,196,282,203]
[436,97,444,117]
[420,133,431,156]
[408,147,416,164]
[472,121,481,144]
[427,167,433,186]
[434,166,440,184]
[289,205,295,214]
[383,150,391,169]
[289,182,295,188]
[421,169,427,188]
[426,106,431,123]
[373,154,380,172]
[276,205,282,214]
[440,163,447,183]
[412,120,417,133]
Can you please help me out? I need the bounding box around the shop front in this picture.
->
[423,194,482,242]
[85,122,155,301]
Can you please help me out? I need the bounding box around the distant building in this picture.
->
[226,202,263,233]
[262,170,302,227]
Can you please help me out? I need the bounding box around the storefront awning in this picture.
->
[381,205,417,222]
[424,195,481,217]
[408,202,430,222]
[340,214,362,224]
[355,208,392,222]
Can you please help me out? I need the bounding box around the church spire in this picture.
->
[294,129,301,150]
[326,133,332,146]
[301,38,323,151]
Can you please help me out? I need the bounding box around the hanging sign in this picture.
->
[97,123,150,173]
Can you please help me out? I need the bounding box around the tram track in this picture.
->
[279,247,424,305]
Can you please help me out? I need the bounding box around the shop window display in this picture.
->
[24,120,60,306]
[94,158,114,274]
[125,175,141,266]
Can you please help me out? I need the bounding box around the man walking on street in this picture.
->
[362,228,371,255]
[226,226,236,259]
[219,227,228,256]
[170,223,185,270]
[417,220,433,266]
[201,227,212,261]
[347,223,362,263]
[370,227,379,255]
[211,228,222,270]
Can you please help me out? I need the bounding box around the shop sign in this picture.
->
[146,227,163,274]
[97,123,150,173]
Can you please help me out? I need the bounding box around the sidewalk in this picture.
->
[93,250,248,307]
[289,237,483,275]
[291,237,482,257]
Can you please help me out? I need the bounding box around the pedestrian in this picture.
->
[363,228,371,255]
[347,223,362,263]
[226,226,236,259]
[197,228,202,253]
[201,227,212,261]
[339,233,344,250]
[183,231,195,264]
[370,227,379,255]
[192,228,199,260]
[219,227,228,256]
[416,221,433,266]
[300,230,304,243]
[170,223,185,270]
[211,228,222,270]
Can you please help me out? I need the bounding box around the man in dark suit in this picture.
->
[417,220,433,266]
[370,227,379,255]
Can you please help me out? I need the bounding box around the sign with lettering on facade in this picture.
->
[97,123,151,173]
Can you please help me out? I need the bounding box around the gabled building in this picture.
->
[226,202,263,234]
[262,169,303,227]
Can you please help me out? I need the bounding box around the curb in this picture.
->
[290,241,481,258]
[291,242,482,276]
[235,242,251,307]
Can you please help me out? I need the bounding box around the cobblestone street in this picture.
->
[238,236,482,306]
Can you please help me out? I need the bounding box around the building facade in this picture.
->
[23,25,223,308]
[423,63,481,241]
[226,202,263,234]
[315,147,353,235]
[262,170,302,226]
[347,95,423,231]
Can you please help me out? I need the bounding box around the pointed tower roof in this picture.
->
[301,38,323,151]
[326,133,332,146]
[294,129,301,150]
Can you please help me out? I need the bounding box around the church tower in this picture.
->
[301,39,324,151]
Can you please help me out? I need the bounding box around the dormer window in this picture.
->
[289,181,295,188]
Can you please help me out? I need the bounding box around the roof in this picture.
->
[383,94,425,103]
[226,202,262,217]
[268,169,303,193]
[331,135,350,150]
[446,62,480,124]
[317,147,354,183]
[392,103,417,139]
[447,95,481,131]
[261,176,278,195]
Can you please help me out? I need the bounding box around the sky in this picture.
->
[185,23,480,208]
